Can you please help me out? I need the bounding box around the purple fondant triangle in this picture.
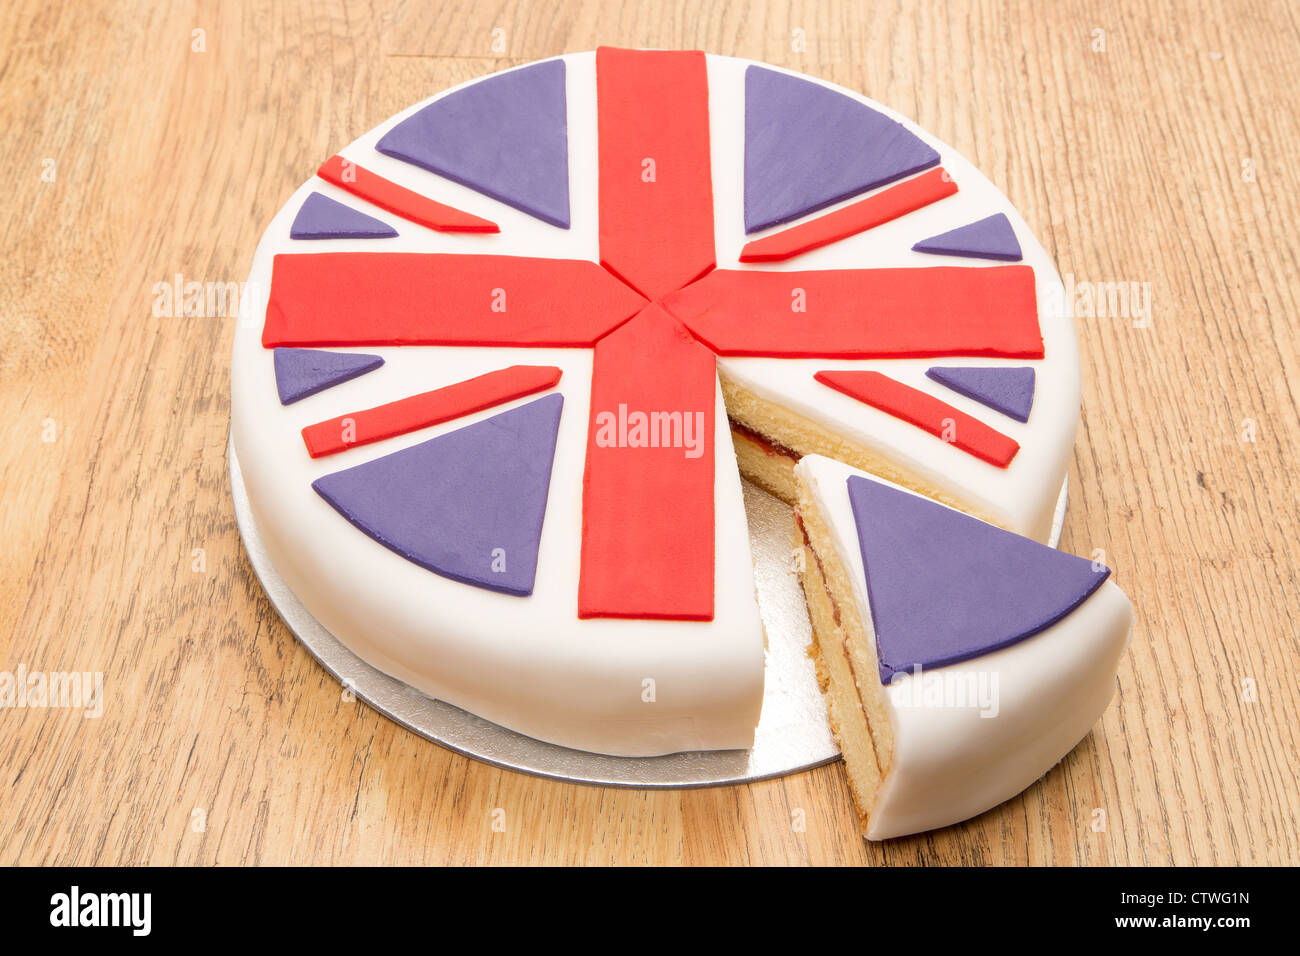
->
[375,59,570,228]
[845,475,1109,682]
[274,348,384,405]
[290,192,399,239]
[312,394,563,596]
[925,366,1036,423]
[744,66,941,234]
[912,213,1022,261]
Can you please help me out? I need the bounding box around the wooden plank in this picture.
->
[1,0,1297,865]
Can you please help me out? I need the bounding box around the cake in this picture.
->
[231,48,1130,834]
[793,455,1132,839]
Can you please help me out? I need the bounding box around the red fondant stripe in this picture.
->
[317,155,499,234]
[738,168,958,263]
[663,265,1043,359]
[579,305,716,620]
[596,48,716,300]
[262,252,647,348]
[301,365,563,458]
[815,369,1020,467]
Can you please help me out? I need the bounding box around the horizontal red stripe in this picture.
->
[814,369,1020,467]
[739,168,958,263]
[665,266,1043,359]
[317,154,499,234]
[261,252,647,348]
[301,365,563,458]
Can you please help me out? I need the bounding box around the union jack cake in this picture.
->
[230,49,1131,837]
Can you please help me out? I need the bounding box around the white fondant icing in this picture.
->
[231,52,1082,757]
[798,454,1131,840]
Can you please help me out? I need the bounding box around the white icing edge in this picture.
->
[797,454,1131,840]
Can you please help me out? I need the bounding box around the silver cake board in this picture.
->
[229,437,1067,788]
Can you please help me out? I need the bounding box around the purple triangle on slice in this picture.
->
[273,347,384,405]
[312,394,563,596]
[743,66,940,233]
[925,366,1035,422]
[290,192,399,239]
[846,475,1110,682]
[912,213,1022,261]
[376,59,570,228]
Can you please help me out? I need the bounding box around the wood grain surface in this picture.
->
[2,0,1297,866]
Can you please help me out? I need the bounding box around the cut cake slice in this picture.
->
[792,454,1132,840]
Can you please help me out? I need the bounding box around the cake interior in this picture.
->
[721,370,998,527]
[725,367,990,832]
[792,466,894,835]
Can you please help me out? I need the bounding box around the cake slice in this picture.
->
[792,454,1132,840]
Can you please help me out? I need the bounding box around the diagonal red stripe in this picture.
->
[663,265,1043,358]
[317,155,499,233]
[596,47,717,300]
[815,369,1020,467]
[579,305,716,620]
[738,167,958,263]
[262,252,647,348]
[301,365,563,458]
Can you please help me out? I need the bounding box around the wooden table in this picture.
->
[3,0,1297,866]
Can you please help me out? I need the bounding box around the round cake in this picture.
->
[231,48,1126,828]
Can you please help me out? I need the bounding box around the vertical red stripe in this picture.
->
[579,305,717,620]
[596,47,717,300]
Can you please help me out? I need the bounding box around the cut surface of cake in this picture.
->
[793,454,1132,839]
[231,48,1091,761]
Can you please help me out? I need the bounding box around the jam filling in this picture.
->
[728,418,801,461]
